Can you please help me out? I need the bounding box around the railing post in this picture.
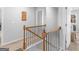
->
[42,29,47,51]
[23,25,26,49]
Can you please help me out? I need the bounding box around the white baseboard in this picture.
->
[0,37,43,51]
[25,40,43,50]
[1,37,23,47]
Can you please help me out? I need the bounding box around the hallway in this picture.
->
[67,42,79,51]
[67,33,79,51]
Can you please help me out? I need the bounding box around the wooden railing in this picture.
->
[23,25,47,51]
[23,25,61,51]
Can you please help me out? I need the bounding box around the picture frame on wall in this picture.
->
[21,11,28,21]
[71,15,76,23]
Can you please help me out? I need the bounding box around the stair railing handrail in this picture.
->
[23,25,61,51]
[25,24,46,28]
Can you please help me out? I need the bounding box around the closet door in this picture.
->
[36,10,43,26]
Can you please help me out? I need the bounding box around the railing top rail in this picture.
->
[26,28,43,39]
[25,24,46,28]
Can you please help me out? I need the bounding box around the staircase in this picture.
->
[23,25,61,51]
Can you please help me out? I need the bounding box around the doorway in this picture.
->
[36,9,44,26]
[67,8,79,51]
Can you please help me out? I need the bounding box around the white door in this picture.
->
[36,10,43,25]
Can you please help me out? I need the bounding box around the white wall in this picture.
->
[58,7,71,50]
[66,8,71,48]
[46,7,58,32]
[2,7,36,45]
[46,7,68,50]
[0,9,1,24]
[76,13,79,31]
[57,7,66,50]
[0,8,2,45]
[46,7,59,50]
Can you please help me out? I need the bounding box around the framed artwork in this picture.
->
[21,11,28,21]
[71,15,76,23]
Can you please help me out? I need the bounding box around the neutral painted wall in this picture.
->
[46,7,59,50]
[0,8,2,45]
[46,7,69,50]
[57,7,66,50]
[46,7,58,32]
[76,13,79,31]
[46,7,68,50]
[66,8,71,48]
[58,7,71,50]
[2,7,36,45]
[0,9,1,24]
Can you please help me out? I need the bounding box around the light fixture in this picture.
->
[21,11,28,21]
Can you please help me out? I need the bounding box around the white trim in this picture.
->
[1,37,43,51]
[1,37,23,47]
[25,40,43,50]
[36,9,44,26]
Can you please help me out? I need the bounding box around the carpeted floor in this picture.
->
[0,48,9,51]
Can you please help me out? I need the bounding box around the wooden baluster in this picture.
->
[46,34,47,51]
[47,33,50,51]
[28,32,30,46]
[42,29,47,51]
[30,30,31,46]
[23,25,26,49]
[26,31,27,49]
[30,29,31,46]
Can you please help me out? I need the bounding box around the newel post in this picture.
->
[42,29,47,51]
[23,25,26,49]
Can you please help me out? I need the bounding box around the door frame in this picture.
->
[36,9,44,26]
[65,7,71,50]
